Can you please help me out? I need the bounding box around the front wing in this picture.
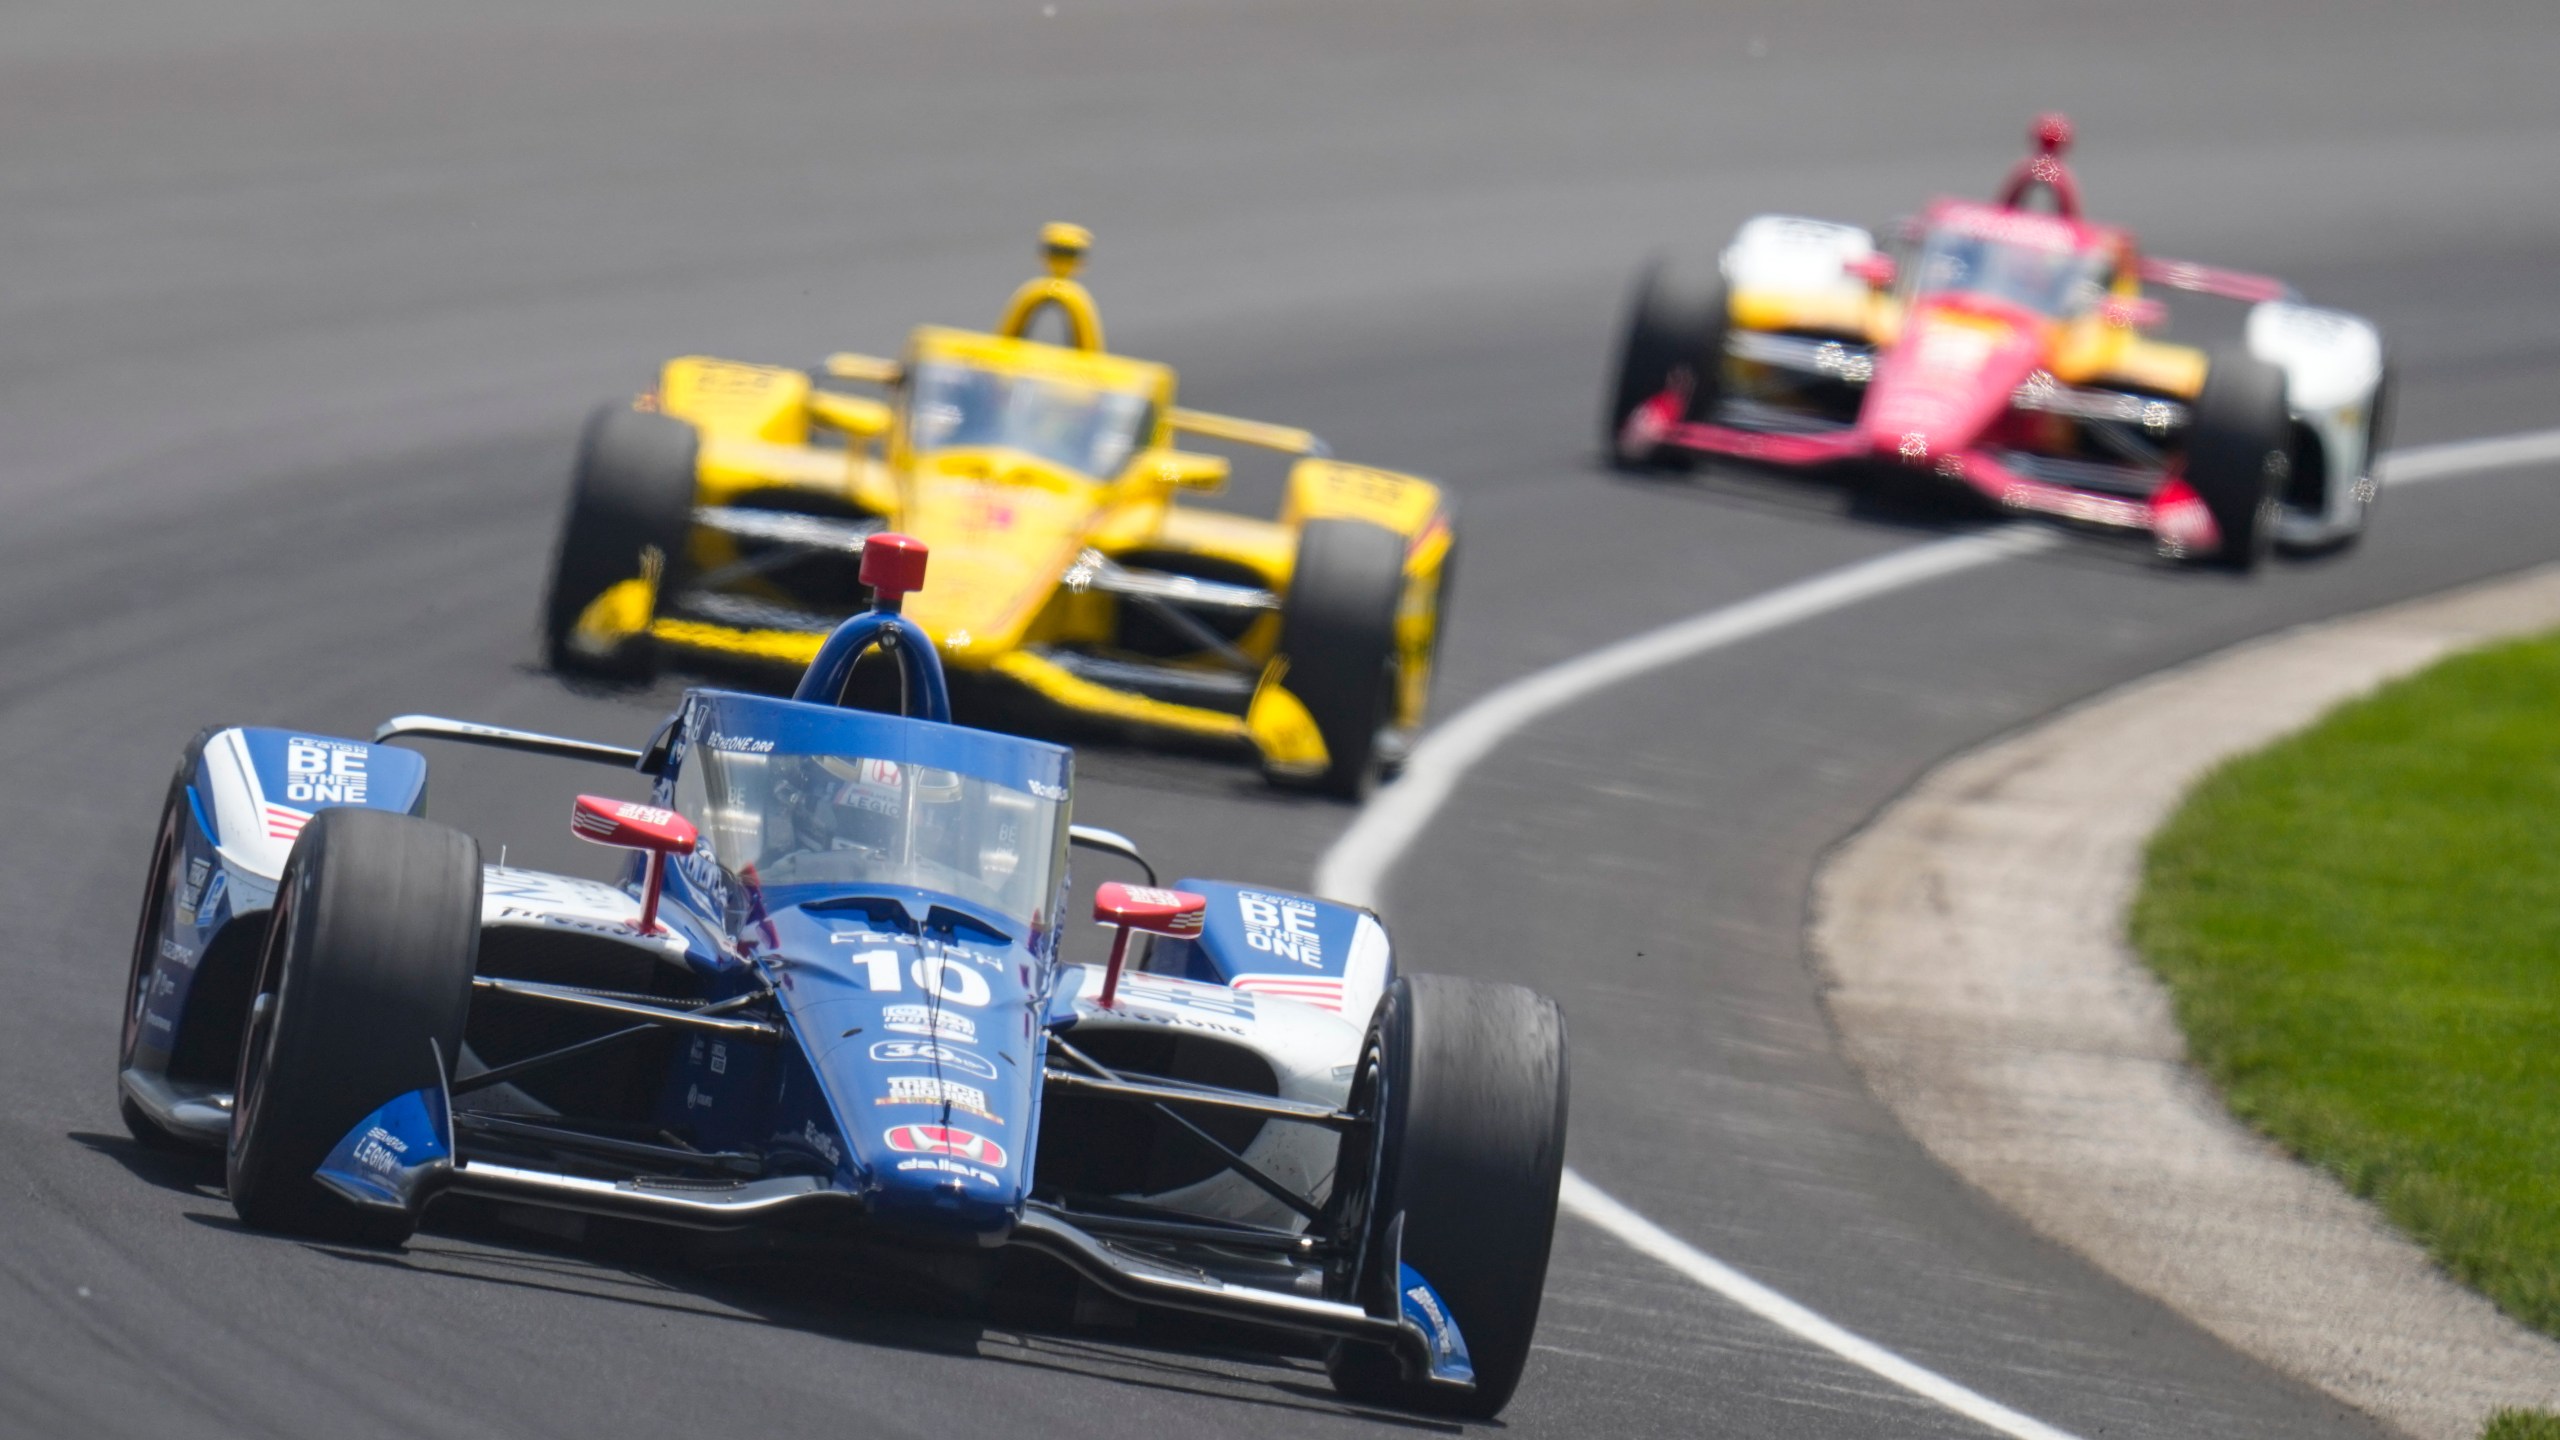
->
[1622,387,2220,546]
[299,950,1473,1394]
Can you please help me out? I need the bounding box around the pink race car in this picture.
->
[1606,115,2389,568]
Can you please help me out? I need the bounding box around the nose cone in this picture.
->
[1860,302,2046,466]
[768,904,1038,1244]
[898,453,1093,658]
[869,1117,1020,1238]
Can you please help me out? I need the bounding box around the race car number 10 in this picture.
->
[846,950,992,1008]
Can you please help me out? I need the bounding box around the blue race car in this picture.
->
[114,533,1568,1417]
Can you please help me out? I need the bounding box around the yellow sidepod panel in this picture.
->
[1281,459,1443,538]
[2100,340,2211,400]
[693,439,857,506]
[1140,506,1294,658]
[658,358,813,444]
[1145,506,1295,579]
[1729,287,1886,342]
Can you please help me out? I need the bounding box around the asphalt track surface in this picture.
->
[7,3,2560,1436]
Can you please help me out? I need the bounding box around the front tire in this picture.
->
[2287,360,2395,557]
[1272,519,1407,799]
[1605,256,1726,472]
[227,808,480,1246]
[1328,974,1570,1418]
[541,404,699,681]
[118,727,225,1148]
[2183,350,2291,571]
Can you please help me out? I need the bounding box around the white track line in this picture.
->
[1311,423,2560,1438]
[1316,526,2079,1437]
[1562,1175,2081,1440]
[2380,425,2560,486]
[1313,525,2055,910]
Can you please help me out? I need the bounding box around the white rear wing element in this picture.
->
[1721,215,1877,296]
[2247,302,2385,414]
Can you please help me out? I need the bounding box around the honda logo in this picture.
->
[883,1123,1007,1169]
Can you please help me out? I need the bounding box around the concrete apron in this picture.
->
[1816,563,2560,1440]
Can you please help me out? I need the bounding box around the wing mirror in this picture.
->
[2099,295,2167,330]
[1092,880,1206,1008]
[1153,451,1231,493]
[571,795,699,936]
[810,390,893,439]
[1845,252,1898,288]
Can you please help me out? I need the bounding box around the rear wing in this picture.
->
[820,354,1334,460]
[1875,211,2304,307]
[1169,407,1331,458]
[374,715,647,769]
[2136,257,2300,305]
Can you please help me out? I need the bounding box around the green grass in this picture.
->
[2484,1411,2560,1440]
[2132,629,2560,1337]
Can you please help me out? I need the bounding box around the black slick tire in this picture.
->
[118,726,225,1149]
[2183,350,2291,571]
[227,808,481,1246]
[1328,974,1569,1418]
[541,404,699,681]
[1272,519,1406,799]
[1604,255,1726,472]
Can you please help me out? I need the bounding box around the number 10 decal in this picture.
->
[847,949,991,1008]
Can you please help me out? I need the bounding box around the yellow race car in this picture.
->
[540,225,1453,795]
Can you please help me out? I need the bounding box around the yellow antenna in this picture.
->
[998,223,1105,351]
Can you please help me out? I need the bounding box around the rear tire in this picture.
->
[1328,975,1569,1418]
[1272,519,1406,799]
[541,404,698,681]
[227,809,480,1246]
[1605,256,1726,472]
[2183,350,2290,571]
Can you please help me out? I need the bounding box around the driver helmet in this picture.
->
[773,757,972,860]
[767,755,913,861]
